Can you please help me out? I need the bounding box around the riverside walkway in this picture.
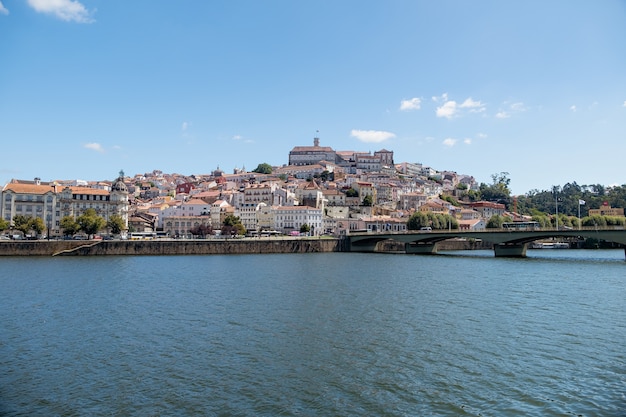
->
[347,227,626,258]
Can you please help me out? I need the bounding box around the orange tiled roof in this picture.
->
[3,183,55,194]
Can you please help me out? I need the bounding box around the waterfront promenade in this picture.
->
[3,228,626,258]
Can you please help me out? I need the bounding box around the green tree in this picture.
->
[0,218,9,232]
[221,215,246,236]
[300,223,311,234]
[60,216,81,237]
[252,163,273,174]
[12,215,31,236]
[479,172,511,204]
[106,214,126,235]
[190,223,213,238]
[10,215,46,237]
[407,212,428,230]
[407,212,458,230]
[320,170,332,182]
[77,208,106,238]
[460,189,481,202]
[345,188,358,197]
[362,195,373,206]
[486,214,512,229]
[29,217,46,236]
[441,194,461,206]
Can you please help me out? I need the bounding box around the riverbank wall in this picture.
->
[0,238,345,257]
[0,237,491,256]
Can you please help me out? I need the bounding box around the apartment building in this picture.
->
[1,176,129,237]
[273,205,323,235]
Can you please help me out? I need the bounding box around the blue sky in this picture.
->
[1,0,625,195]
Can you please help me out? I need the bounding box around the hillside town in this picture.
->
[0,136,553,239]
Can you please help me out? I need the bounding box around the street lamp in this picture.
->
[553,186,560,230]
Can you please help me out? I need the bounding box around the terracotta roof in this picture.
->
[2,183,55,194]
[67,186,109,196]
[185,199,209,205]
[290,146,334,152]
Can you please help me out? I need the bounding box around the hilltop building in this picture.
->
[288,136,338,166]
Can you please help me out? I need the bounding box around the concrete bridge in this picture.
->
[347,228,626,258]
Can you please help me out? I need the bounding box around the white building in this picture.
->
[273,206,323,235]
[158,199,211,228]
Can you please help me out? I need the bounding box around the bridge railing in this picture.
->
[348,225,626,236]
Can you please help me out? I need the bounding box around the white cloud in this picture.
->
[350,129,396,143]
[434,94,486,118]
[570,105,577,112]
[460,98,485,113]
[436,100,458,119]
[432,93,448,103]
[510,102,525,112]
[463,138,472,145]
[442,138,457,147]
[399,98,421,111]
[232,134,253,143]
[477,133,487,139]
[0,1,8,15]
[623,100,626,107]
[496,101,526,119]
[181,121,189,131]
[27,0,94,23]
[84,142,104,153]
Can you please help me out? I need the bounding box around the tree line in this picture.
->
[0,209,125,238]
[408,172,626,230]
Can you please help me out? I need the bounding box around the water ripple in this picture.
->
[1,252,625,416]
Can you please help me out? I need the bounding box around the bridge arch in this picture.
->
[347,228,626,258]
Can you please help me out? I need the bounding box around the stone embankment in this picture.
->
[0,238,345,257]
[0,236,487,256]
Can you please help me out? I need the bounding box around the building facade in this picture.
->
[2,176,129,237]
[288,137,338,166]
[273,206,322,235]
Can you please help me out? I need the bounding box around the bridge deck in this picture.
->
[347,227,626,258]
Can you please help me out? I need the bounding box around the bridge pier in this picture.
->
[493,243,528,258]
[405,242,438,255]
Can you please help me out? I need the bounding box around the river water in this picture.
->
[1,250,625,416]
